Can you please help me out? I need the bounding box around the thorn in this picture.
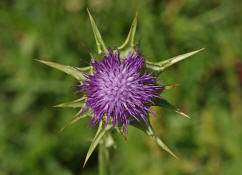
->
[80,41,97,58]
[171,152,179,160]
[121,134,128,144]
[135,10,138,20]
[58,121,71,134]
[194,48,205,54]
[163,83,180,90]
[83,160,87,168]
[86,8,90,14]
[33,59,50,64]
[33,58,43,62]
[180,112,191,119]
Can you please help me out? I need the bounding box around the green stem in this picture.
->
[98,135,110,175]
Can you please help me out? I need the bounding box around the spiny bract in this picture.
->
[36,9,203,162]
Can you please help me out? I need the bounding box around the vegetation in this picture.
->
[0,0,241,174]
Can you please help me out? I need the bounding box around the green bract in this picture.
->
[36,9,204,166]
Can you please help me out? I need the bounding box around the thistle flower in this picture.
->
[78,48,163,134]
[35,9,204,165]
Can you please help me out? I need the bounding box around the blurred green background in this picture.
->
[1,0,242,174]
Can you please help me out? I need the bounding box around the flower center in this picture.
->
[99,72,136,103]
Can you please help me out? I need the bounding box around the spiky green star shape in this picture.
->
[36,9,204,165]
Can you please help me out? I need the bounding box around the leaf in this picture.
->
[87,8,107,55]
[35,59,90,80]
[130,119,178,159]
[154,98,190,119]
[53,98,86,108]
[146,48,205,72]
[58,108,89,133]
[83,122,112,167]
[118,11,138,58]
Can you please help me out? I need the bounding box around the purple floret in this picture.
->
[78,48,163,134]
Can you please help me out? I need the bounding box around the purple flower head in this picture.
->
[79,48,163,134]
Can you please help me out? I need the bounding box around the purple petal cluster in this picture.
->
[79,49,163,133]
